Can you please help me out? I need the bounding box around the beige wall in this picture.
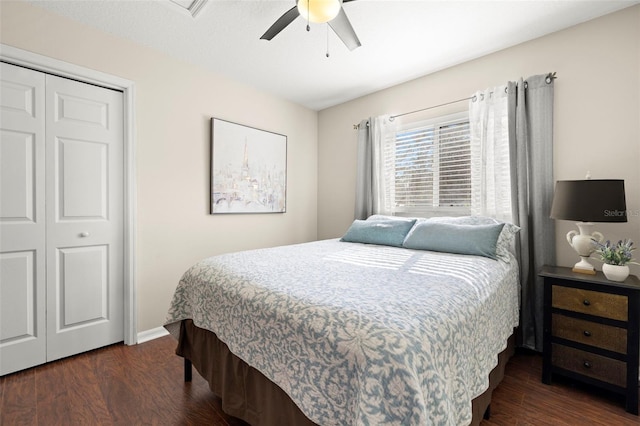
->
[1,1,318,332]
[318,5,640,277]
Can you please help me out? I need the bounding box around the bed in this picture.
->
[165,216,520,425]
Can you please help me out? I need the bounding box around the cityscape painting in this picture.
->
[211,118,287,214]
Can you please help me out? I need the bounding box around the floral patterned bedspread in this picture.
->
[165,239,519,425]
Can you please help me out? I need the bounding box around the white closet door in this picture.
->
[0,62,47,375]
[45,74,124,361]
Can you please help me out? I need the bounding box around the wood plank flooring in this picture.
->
[1,335,638,425]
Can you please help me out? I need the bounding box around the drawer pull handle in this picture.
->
[583,330,592,337]
[583,299,591,306]
[583,361,592,369]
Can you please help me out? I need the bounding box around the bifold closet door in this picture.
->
[0,62,47,375]
[44,74,124,362]
[0,62,125,375]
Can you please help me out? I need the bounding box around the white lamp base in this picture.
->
[572,257,597,275]
[567,222,603,275]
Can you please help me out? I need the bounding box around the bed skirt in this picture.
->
[176,319,515,426]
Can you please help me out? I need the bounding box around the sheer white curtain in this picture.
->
[469,86,513,223]
[355,115,397,219]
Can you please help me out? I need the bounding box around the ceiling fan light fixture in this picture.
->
[297,0,342,24]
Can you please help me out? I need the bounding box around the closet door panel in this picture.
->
[57,245,108,327]
[57,137,108,220]
[45,74,124,361]
[0,130,36,222]
[0,63,46,375]
[0,251,36,340]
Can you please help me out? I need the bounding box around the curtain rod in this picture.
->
[353,72,557,129]
[389,96,472,122]
[352,97,469,129]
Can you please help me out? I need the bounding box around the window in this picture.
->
[383,112,471,216]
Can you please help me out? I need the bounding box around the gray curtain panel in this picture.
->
[355,118,372,220]
[508,74,556,351]
[355,116,394,219]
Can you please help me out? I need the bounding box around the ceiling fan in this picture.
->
[260,0,361,51]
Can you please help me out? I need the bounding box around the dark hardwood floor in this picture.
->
[1,335,638,425]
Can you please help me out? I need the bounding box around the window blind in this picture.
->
[385,114,471,214]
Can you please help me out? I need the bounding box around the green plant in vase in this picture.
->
[592,239,637,282]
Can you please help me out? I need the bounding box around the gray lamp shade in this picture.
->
[550,179,627,223]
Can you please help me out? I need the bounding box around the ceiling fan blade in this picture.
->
[260,6,300,40]
[329,7,361,51]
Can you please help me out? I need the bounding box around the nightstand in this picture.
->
[540,265,639,415]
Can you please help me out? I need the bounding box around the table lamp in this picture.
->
[550,179,627,274]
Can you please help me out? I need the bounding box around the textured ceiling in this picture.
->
[26,0,640,110]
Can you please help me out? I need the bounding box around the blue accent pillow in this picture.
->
[341,219,417,247]
[402,221,505,260]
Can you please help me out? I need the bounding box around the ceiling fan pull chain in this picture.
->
[306,0,311,31]
[326,23,330,58]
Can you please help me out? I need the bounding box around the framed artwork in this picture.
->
[211,118,287,214]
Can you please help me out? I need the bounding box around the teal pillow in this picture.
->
[402,221,505,260]
[341,219,417,247]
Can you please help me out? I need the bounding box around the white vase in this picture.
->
[602,263,629,282]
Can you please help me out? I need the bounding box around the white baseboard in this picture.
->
[137,326,169,344]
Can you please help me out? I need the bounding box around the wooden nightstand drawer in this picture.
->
[551,313,627,353]
[552,344,626,387]
[552,285,628,321]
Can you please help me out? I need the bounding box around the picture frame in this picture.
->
[210,118,287,214]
